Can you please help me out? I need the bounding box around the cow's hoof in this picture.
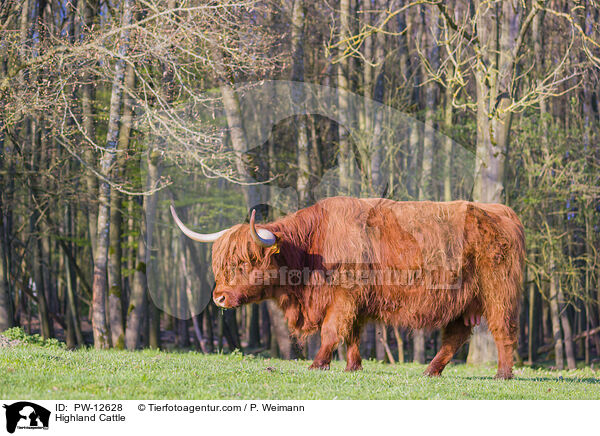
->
[344,363,363,372]
[423,363,443,377]
[309,362,330,370]
[494,369,514,380]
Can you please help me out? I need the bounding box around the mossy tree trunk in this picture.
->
[95,0,134,349]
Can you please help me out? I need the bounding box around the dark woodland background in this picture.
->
[1,0,600,370]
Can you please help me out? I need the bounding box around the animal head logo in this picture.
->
[2,402,50,434]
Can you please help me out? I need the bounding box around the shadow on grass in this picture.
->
[458,375,600,385]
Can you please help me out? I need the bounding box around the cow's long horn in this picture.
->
[249,209,276,247]
[170,205,229,242]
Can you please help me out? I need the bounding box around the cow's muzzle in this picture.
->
[213,290,238,308]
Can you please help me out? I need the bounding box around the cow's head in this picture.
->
[170,206,280,308]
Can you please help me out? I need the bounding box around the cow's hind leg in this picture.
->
[344,322,363,372]
[482,271,520,379]
[487,314,518,380]
[424,319,471,377]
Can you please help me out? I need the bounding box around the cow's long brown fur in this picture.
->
[209,196,525,378]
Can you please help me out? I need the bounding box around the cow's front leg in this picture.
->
[309,294,356,371]
[308,326,337,370]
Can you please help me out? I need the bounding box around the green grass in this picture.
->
[1,343,599,399]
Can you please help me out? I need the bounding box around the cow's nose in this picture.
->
[215,295,226,305]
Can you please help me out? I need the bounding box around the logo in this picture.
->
[2,402,50,434]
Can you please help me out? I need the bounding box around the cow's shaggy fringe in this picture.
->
[210,196,525,378]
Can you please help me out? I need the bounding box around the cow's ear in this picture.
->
[269,233,282,254]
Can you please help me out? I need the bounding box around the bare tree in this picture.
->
[92,0,135,348]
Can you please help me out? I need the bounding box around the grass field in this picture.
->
[1,338,599,400]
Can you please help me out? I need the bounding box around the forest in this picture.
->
[0,0,599,372]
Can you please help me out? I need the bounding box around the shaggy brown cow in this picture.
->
[171,196,525,379]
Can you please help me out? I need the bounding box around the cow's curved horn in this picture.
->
[249,209,276,247]
[170,205,229,242]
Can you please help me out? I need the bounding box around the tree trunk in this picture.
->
[413,7,439,355]
[39,127,58,335]
[597,254,600,344]
[419,6,439,201]
[369,0,388,195]
[442,75,453,202]
[0,99,13,330]
[545,248,565,369]
[145,153,162,350]
[291,0,311,207]
[0,71,15,333]
[181,232,211,351]
[218,80,260,208]
[261,302,271,352]
[91,0,134,348]
[125,147,161,350]
[65,205,84,346]
[125,205,148,350]
[108,192,124,348]
[363,323,376,358]
[92,191,112,349]
[413,329,426,364]
[526,247,540,364]
[223,309,241,351]
[0,211,13,331]
[81,0,99,256]
[203,305,215,353]
[176,252,191,349]
[266,300,293,359]
[306,334,320,360]
[20,0,48,335]
[375,323,386,361]
[337,0,353,194]
[393,326,404,363]
[29,119,53,339]
[32,236,52,338]
[107,62,135,350]
[248,304,261,349]
[558,285,576,369]
[467,0,519,364]
[407,121,421,199]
